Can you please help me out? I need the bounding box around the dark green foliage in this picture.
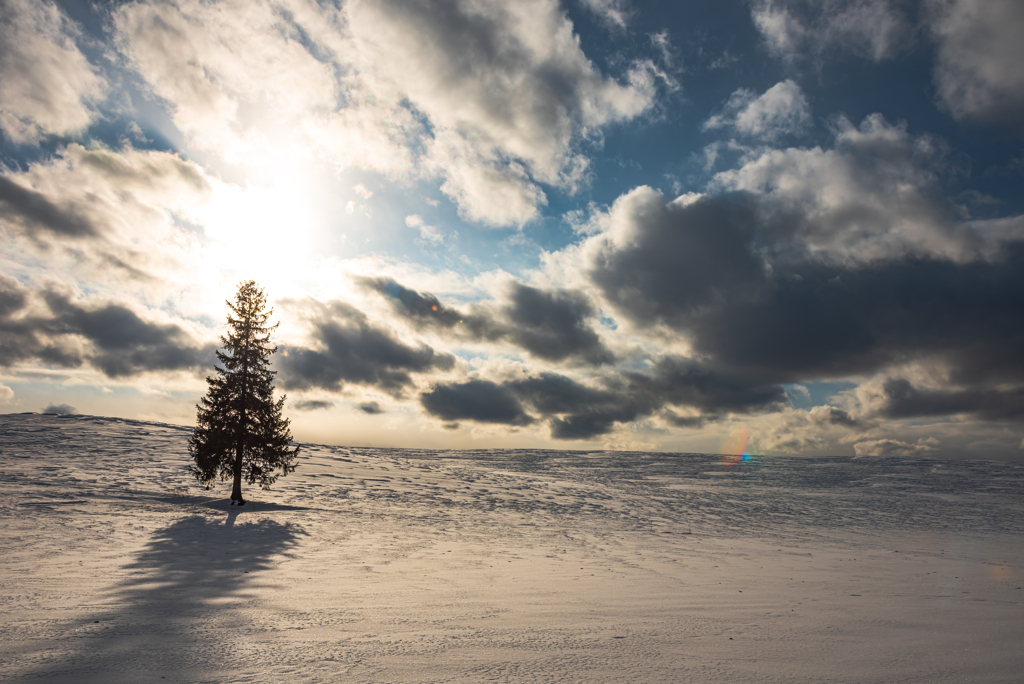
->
[188,281,299,503]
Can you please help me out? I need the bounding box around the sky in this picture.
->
[1,0,1023,459]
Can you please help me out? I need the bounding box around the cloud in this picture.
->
[353,184,374,199]
[0,175,99,239]
[0,144,214,283]
[578,0,634,30]
[42,403,75,415]
[582,187,766,329]
[365,277,614,365]
[421,379,534,426]
[704,80,811,140]
[405,214,445,246]
[113,0,338,157]
[346,0,657,225]
[360,277,471,329]
[878,378,1024,421]
[113,0,657,227]
[510,372,658,439]
[752,0,911,63]
[41,289,212,377]
[278,300,455,395]
[420,363,785,440]
[751,1,804,58]
[0,275,29,318]
[0,0,107,144]
[627,356,788,415]
[293,399,333,411]
[503,284,615,365]
[356,401,383,414]
[429,135,548,226]
[732,403,879,455]
[853,437,937,457]
[0,383,13,404]
[661,411,718,428]
[927,0,1024,132]
[0,278,212,378]
[558,122,1024,428]
[676,246,1024,386]
[807,404,864,428]
[712,114,974,264]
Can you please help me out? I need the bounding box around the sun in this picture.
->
[198,163,325,296]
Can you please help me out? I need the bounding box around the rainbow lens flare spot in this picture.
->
[720,427,751,467]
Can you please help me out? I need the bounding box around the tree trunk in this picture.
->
[232,400,245,503]
[231,445,244,504]
[232,326,250,505]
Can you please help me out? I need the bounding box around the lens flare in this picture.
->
[720,427,750,467]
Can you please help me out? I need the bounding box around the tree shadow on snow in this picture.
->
[23,513,305,683]
[196,497,314,514]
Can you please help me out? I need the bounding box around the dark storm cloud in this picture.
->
[630,356,788,414]
[881,378,1024,421]
[811,405,862,428]
[0,275,28,317]
[525,376,651,439]
[0,281,210,377]
[293,399,334,412]
[588,193,766,328]
[684,246,1024,385]
[421,379,534,426]
[41,291,212,377]
[356,401,384,414]
[0,175,98,238]
[662,411,719,428]
[587,190,1024,410]
[504,284,614,365]
[420,361,784,440]
[361,277,467,329]
[509,372,656,439]
[0,298,84,369]
[364,277,614,365]
[278,301,455,395]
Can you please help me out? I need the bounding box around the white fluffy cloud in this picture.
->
[853,437,937,457]
[752,0,910,63]
[346,0,656,225]
[0,143,213,290]
[113,0,657,227]
[0,0,107,144]
[711,113,983,263]
[704,80,811,140]
[927,0,1024,131]
[429,131,549,227]
[114,0,340,159]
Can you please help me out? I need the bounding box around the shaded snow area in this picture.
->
[2,414,1023,683]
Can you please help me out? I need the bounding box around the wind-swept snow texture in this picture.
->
[2,413,1023,683]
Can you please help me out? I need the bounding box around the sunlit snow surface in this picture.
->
[2,414,1023,683]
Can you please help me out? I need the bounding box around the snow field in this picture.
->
[1,413,1022,682]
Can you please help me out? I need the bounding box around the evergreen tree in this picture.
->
[189,280,299,505]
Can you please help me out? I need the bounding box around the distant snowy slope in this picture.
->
[1,413,1021,536]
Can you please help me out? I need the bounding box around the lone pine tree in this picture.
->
[189,280,299,505]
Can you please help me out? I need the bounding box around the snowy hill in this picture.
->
[2,413,1023,682]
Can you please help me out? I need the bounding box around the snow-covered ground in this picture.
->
[2,413,1022,683]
